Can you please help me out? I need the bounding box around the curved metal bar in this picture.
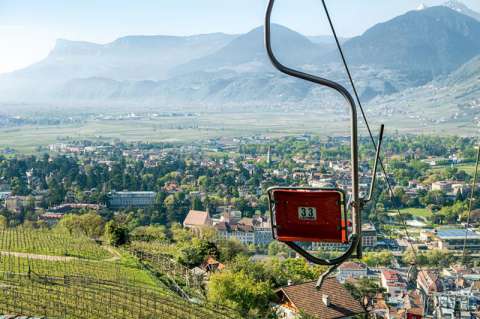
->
[284,235,359,266]
[265,0,361,259]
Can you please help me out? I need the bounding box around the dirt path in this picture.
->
[102,246,122,262]
[0,246,120,263]
[0,251,77,261]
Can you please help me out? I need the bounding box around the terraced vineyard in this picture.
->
[0,228,239,319]
[0,228,109,260]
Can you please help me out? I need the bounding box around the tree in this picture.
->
[57,212,104,238]
[104,221,130,246]
[362,251,394,267]
[130,225,167,242]
[207,270,274,318]
[267,241,290,257]
[264,258,326,287]
[191,196,204,211]
[344,277,385,306]
[11,177,28,196]
[217,238,249,262]
[176,237,218,267]
[170,223,192,242]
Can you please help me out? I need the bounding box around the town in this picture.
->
[1,133,479,318]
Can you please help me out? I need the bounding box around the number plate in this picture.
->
[298,207,317,221]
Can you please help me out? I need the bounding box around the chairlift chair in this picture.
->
[264,0,385,289]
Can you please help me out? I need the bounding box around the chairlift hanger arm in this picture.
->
[284,236,359,266]
[265,0,362,259]
[265,2,357,113]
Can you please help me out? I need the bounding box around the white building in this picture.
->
[431,181,452,192]
[380,269,407,300]
[337,262,368,284]
[215,221,255,245]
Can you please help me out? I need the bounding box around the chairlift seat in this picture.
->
[268,188,348,243]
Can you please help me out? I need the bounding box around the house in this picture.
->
[431,181,452,192]
[38,213,64,226]
[183,210,212,234]
[380,269,407,300]
[417,270,443,294]
[48,203,101,213]
[275,279,366,319]
[401,291,424,319]
[337,261,368,283]
[5,195,43,213]
[214,221,254,245]
[200,256,224,273]
[246,215,273,246]
[433,291,479,318]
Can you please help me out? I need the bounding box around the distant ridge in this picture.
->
[336,6,480,84]
[0,5,480,109]
[443,0,480,21]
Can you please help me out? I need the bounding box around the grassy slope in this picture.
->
[0,228,236,318]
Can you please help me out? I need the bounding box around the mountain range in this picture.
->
[1,1,480,117]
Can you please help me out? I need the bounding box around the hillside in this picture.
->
[368,53,480,131]
[173,24,332,75]
[0,228,239,319]
[337,6,480,85]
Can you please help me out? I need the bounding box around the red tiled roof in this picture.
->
[183,210,210,227]
[338,261,367,270]
[277,279,366,319]
[381,270,400,281]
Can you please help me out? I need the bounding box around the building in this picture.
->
[214,221,255,245]
[0,191,11,201]
[312,223,377,250]
[431,181,452,192]
[417,270,443,294]
[107,191,156,209]
[337,262,368,284]
[380,269,407,299]
[362,223,378,247]
[401,291,425,319]
[275,279,366,319]
[48,203,101,213]
[437,229,480,251]
[5,195,43,213]
[433,291,479,319]
[200,256,225,273]
[252,216,273,246]
[39,213,64,226]
[183,210,212,234]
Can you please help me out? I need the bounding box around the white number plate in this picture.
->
[298,207,317,221]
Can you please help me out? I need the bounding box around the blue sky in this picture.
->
[1,0,479,73]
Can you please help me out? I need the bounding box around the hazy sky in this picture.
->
[1,0,480,74]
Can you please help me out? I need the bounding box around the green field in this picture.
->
[2,110,474,154]
[386,207,433,226]
[400,207,433,219]
[0,112,349,154]
[432,163,478,175]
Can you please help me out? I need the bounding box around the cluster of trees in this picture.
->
[402,248,456,268]
[208,255,326,318]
